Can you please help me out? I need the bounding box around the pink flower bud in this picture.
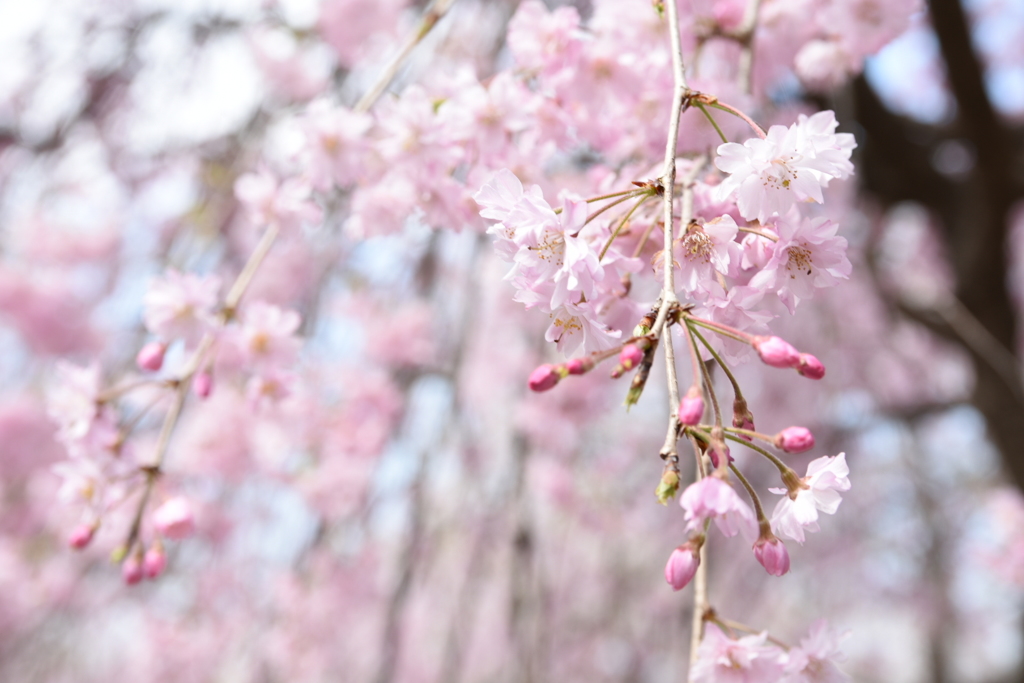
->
[753,336,801,369]
[122,554,144,586]
[136,341,167,372]
[774,426,815,453]
[732,399,755,441]
[68,523,96,550]
[797,353,825,380]
[152,497,196,540]
[619,344,645,370]
[708,440,732,468]
[193,371,213,398]
[664,544,700,591]
[143,544,167,579]
[564,357,593,376]
[678,387,705,426]
[753,536,790,576]
[528,364,560,392]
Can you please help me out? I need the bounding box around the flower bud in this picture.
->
[797,353,825,380]
[143,542,167,579]
[68,523,96,550]
[136,341,167,372]
[152,497,196,540]
[655,469,680,505]
[528,364,560,392]
[753,535,790,576]
[619,344,645,370]
[753,336,800,369]
[708,428,732,468]
[678,386,705,426]
[193,371,214,399]
[122,553,144,586]
[665,544,700,591]
[732,398,755,440]
[774,426,815,453]
[564,357,593,376]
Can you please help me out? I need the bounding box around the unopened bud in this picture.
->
[678,386,705,426]
[732,398,755,440]
[774,426,815,453]
[753,534,790,576]
[665,543,700,591]
[193,371,214,398]
[655,469,680,505]
[152,497,196,540]
[797,353,825,380]
[708,427,732,468]
[122,552,144,586]
[143,542,167,579]
[564,357,593,376]
[68,523,96,550]
[136,341,167,372]
[528,364,560,392]
[753,336,800,369]
[619,344,645,370]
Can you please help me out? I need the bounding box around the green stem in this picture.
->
[728,463,767,523]
[582,191,645,228]
[720,432,789,474]
[685,316,752,344]
[599,195,652,260]
[696,102,728,144]
[689,326,722,426]
[689,325,745,404]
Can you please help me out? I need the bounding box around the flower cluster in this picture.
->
[691,621,850,683]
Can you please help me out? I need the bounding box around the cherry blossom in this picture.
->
[690,623,787,683]
[781,620,851,682]
[715,114,855,222]
[143,270,222,348]
[770,454,851,544]
[681,476,758,541]
[749,214,852,313]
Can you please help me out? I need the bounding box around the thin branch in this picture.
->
[354,0,458,113]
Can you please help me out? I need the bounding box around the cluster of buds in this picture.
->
[753,335,825,380]
[109,497,195,586]
[527,337,657,395]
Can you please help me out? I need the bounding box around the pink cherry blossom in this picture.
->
[781,620,851,682]
[302,101,373,191]
[231,302,302,370]
[749,214,852,314]
[715,122,840,223]
[152,497,196,540]
[681,476,758,541]
[690,623,787,683]
[675,216,740,294]
[506,0,583,78]
[143,270,221,348]
[770,454,851,544]
[234,168,323,233]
